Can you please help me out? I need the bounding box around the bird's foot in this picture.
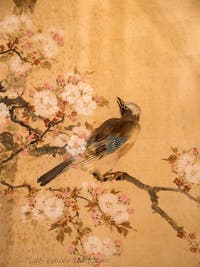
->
[103,171,124,181]
[91,169,124,182]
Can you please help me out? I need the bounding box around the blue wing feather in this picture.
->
[106,135,127,154]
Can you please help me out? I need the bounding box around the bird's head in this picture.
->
[117,97,141,119]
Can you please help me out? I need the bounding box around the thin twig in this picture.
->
[0,48,26,61]
[0,179,32,191]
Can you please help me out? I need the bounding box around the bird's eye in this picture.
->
[124,106,128,109]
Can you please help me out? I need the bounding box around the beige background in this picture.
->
[0,0,200,267]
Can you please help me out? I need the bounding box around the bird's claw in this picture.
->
[91,169,124,182]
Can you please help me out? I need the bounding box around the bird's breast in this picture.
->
[115,122,140,159]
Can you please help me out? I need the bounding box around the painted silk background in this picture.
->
[0,1,200,267]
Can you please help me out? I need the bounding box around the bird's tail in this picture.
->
[37,158,74,186]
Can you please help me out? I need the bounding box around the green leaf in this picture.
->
[56,230,65,244]
[162,154,177,163]
[117,227,128,237]
[120,221,132,228]
[97,97,109,107]
[0,55,9,62]
[171,147,178,153]
[74,66,80,75]
[49,222,59,231]
[82,227,92,235]
[41,60,52,70]
[110,189,120,194]
[64,226,72,236]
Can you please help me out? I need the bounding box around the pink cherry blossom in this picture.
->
[72,257,77,263]
[78,133,87,139]
[56,74,66,87]
[65,199,72,207]
[94,252,106,265]
[115,239,122,247]
[52,33,64,46]
[118,194,131,204]
[62,191,70,198]
[93,187,106,196]
[26,30,34,37]
[93,95,100,102]
[43,83,54,91]
[29,196,36,207]
[52,130,59,137]
[68,244,76,254]
[68,75,79,85]
[79,75,86,82]
[28,89,34,97]
[193,147,199,156]
[27,133,35,141]
[128,207,135,215]
[171,163,177,172]
[21,149,29,156]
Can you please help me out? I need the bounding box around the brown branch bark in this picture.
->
[0,96,29,107]
[0,179,32,191]
[0,116,65,167]
[9,105,40,134]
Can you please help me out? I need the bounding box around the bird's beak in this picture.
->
[117,97,126,116]
[117,97,125,108]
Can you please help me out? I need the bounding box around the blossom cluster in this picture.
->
[31,71,105,157]
[32,72,99,119]
[166,147,200,190]
[81,182,134,227]
[0,15,64,76]
[69,236,122,266]
[57,72,98,116]
[22,191,64,221]
[20,183,134,266]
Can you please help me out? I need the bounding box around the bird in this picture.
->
[37,97,141,186]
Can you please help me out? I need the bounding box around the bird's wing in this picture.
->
[85,118,129,160]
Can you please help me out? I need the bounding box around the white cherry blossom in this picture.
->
[75,95,97,115]
[61,84,80,104]
[78,81,93,95]
[0,15,20,33]
[33,195,64,220]
[0,15,32,34]
[9,56,31,75]
[33,33,58,59]
[110,204,129,224]
[66,134,87,156]
[42,196,64,220]
[185,164,200,184]
[176,153,194,174]
[98,193,118,214]
[84,236,104,254]
[33,90,58,118]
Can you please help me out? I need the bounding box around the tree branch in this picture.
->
[96,171,200,235]
[0,179,32,191]
[0,48,26,62]
[0,95,65,167]
[9,105,40,134]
